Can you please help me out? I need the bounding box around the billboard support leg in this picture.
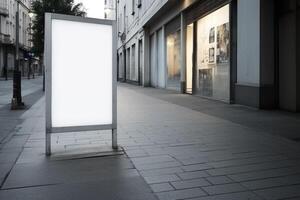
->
[112,129,118,150]
[46,133,51,156]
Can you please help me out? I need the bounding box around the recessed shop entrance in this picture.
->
[277,0,300,112]
[166,30,181,91]
[148,1,234,103]
[186,23,193,94]
[185,4,231,102]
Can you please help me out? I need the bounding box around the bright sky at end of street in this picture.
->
[74,0,105,19]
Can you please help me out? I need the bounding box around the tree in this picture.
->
[31,0,86,57]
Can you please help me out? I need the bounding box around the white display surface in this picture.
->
[51,19,112,127]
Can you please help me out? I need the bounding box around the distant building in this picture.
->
[104,0,115,20]
[116,0,300,112]
[0,0,35,79]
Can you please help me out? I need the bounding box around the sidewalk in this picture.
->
[0,77,44,145]
[0,96,157,200]
[0,76,43,109]
[1,83,300,200]
[117,84,300,200]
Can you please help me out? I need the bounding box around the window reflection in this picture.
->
[167,30,181,91]
[196,5,230,101]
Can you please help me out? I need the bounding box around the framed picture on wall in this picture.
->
[209,27,215,44]
[209,47,215,63]
[216,23,230,64]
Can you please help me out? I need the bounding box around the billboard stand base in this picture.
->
[112,129,118,149]
[46,132,51,156]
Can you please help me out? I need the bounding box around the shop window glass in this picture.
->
[131,44,137,81]
[118,53,124,79]
[126,48,130,80]
[186,23,193,94]
[166,30,181,91]
[196,4,230,101]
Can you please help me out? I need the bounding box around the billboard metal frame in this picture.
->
[44,13,117,156]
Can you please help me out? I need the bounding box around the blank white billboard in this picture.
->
[51,19,112,127]
[49,17,113,128]
[45,13,117,155]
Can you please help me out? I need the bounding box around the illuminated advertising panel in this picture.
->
[45,13,117,155]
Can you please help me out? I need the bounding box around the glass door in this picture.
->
[186,23,194,94]
[166,30,181,91]
[126,48,130,80]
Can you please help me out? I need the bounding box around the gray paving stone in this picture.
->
[171,178,211,189]
[135,161,182,170]
[144,174,180,184]
[179,157,210,165]
[0,163,14,180]
[177,171,210,180]
[156,188,207,200]
[205,176,233,185]
[206,160,299,176]
[126,149,149,157]
[131,155,175,165]
[228,166,300,182]
[189,191,262,200]
[140,167,184,177]
[241,175,300,190]
[0,177,157,200]
[0,152,20,164]
[150,183,174,193]
[208,155,287,168]
[202,183,247,195]
[182,163,213,172]
[2,156,137,189]
[1,135,30,149]
[254,184,300,200]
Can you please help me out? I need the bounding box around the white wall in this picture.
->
[237,0,260,86]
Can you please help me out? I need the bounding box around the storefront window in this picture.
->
[166,30,181,91]
[157,28,165,88]
[130,44,137,81]
[196,4,230,101]
[118,52,124,79]
[126,48,130,80]
[186,23,193,94]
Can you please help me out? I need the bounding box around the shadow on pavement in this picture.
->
[0,89,44,144]
[121,83,300,142]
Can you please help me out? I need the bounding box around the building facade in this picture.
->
[104,0,116,20]
[116,0,300,112]
[0,0,34,79]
